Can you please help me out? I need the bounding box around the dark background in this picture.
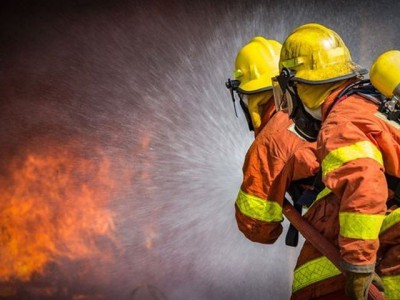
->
[0,0,399,299]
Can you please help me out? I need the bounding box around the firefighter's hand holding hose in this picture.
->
[345,271,384,300]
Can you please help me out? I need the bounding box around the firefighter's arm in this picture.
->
[234,202,283,244]
[321,136,387,272]
[234,138,285,244]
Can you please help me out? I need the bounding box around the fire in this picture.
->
[0,143,118,282]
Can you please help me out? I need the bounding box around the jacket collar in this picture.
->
[321,79,358,122]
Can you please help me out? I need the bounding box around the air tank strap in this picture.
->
[295,171,325,207]
[325,79,381,118]
[285,172,324,247]
[386,173,400,206]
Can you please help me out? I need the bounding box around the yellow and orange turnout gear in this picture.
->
[276,23,400,299]
[235,109,319,243]
[228,38,319,245]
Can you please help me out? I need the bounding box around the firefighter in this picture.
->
[370,49,400,300]
[273,23,400,299]
[226,37,319,248]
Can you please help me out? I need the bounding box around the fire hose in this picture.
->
[283,198,385,300]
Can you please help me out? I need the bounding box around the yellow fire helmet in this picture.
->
[234,36,282,94]
[370,50,400,99]
[280,23,367,84]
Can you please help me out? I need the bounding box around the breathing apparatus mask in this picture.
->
[272,68,321,142]
[225,78,254,131]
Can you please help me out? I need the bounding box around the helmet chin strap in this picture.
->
[239,95,254,132]
[225,78,255,132]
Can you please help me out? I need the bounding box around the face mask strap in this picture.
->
[225,78,241,117]
[290,85,321,142]
[277,68,296,94]
[285,85,299,118]
[292,104,321,142]
[276,69,321,141]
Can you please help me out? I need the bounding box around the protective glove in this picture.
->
[345,271,384,300]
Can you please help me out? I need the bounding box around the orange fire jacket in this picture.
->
[318,83,400,272]
[292,83,400,299]
[235,99,319,244]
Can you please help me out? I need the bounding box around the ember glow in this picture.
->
[0,143,117,282]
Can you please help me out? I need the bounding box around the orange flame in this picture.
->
[0,143,118,282]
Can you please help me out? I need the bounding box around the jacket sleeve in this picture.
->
[235,135,285,244]
[319,120,387,272]
[235,124,318,244]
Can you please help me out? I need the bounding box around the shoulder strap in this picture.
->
[325,79,381,117]
[285,171,325,247]
[327,79,400,126]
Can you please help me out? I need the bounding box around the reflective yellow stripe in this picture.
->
[292,256,341,293]
[304,187,332,214]
[380,208,400,234]
[235,189,283,222]
[382,274,400,300]
[322,141,383,178]
[339,212,385,239]
[316,187,331,201]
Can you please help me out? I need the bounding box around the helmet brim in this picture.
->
[237,74,274,94]
[293,62,368,84]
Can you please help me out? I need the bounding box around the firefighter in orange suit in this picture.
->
[371,50,400,300]
[226,38,319,247]
[273,23,400,299]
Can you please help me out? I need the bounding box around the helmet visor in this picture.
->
[273,76,288,112]
[273,68,296,112]
[285,86,296,116]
